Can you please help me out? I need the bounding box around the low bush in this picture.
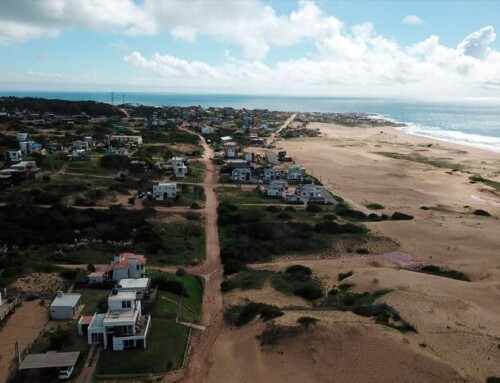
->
[175,267,187,277]
[366,203,384,210]
[322,213,337,220]
[355,248,369,255]
[294,283,323,300]
[223,259,248,276]
[391,212,414,220]
[285,265,312,276]
[266,205,282,213]
[306,204,322,213]
[314,221,367,235]
[227,302,284,326]
[418,265,470,281]
[59,268,79,280]
[473,209,491,217]
[297,316,320,328]
[335,205,367,220]
[338,271,353,281]
[277,212,292,220]
[486,378,500,383]
[284,206,296,212]
[152,274,189,297]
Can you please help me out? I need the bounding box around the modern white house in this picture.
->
[223,142,237,158]
[19,140,35,153]
[266,180,288,197]
[153,182,177,201]
[231,167,251,182]
[16,132,29,142]
[82,290,151,351]
[201,126,214,134]
[110,135,143,145]
[72,140,89,150]
[171,157,188,178]
[8,150,22,163]
[263,167,287,180]
[287,165,306,180]
[243,152,254,162]
[117,278,151,300]
[50,292,82,320]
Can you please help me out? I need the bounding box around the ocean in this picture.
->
[1,91,500,152]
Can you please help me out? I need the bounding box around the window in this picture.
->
[121,300,131,309]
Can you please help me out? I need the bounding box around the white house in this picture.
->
[153,182,177,201]
[287,165,306,180]
[231,167,251,182]
[295,183,324,199]
[88,253,147,284]
[72,140,89,150]
[220,136,233,143]
[117,278,151,300]
[19,140,35,153]
[266,180,288,197]
[84,290,151,351]
[8,150,22,163]
[223,142,237,158]
[16,132,29,142]
[243,152,254,162]
[110,135,143,145]
[171,157,188,178]
[201,126,214,134]
[263,167,287,180]
[50,292,82,320]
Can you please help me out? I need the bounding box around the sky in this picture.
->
[1,0,500,98]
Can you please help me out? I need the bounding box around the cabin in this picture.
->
[50,292,82,320]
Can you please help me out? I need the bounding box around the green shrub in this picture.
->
[285,265,312,276]
[284,206,296,212]
[277,212,292,220]
[234,302,284,326]
[486,378,500,383]
[59,268,78,280]
[366,203,384,210]
[338,271,353,281]
[297,316,320,328]
[175,267,187,277]
[293,283,323,300]
[335,205,367,220]
[418,265,470,281]
[266,205,282,213]
[355,248,369,254]
[391,212,414,220]
[322,213,337,220]
[473,209,491,217]
[223,260,248,276]
[306,204,322,213]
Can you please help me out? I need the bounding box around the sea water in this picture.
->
[1,91,500,152]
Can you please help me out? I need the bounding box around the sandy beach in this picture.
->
[205,122,500,383]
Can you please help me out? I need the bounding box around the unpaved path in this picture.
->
[177,134,223,383]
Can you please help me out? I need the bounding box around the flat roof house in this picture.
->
[117,278,151,300]
[84,290,151,351]
[153,182,177,201]
[50,292,82,320]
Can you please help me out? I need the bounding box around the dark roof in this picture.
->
[19,351,80,370]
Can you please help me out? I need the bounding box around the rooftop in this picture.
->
[109,290,136,301]
[19,351,80,370]
[51,293,81,308]
[118,278,150,289]
[88,313,106,330]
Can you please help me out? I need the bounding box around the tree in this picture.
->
[87,263,96,272]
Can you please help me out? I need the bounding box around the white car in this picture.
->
[58,365,74,380]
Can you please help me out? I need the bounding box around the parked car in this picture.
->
[58,365,74,380]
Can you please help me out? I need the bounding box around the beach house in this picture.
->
[50,292,82,320]
[223,142,238,158]
[88,253,147,284]
[266,180,288,197]
[83,289,151,351]
[231,167,251,182]
[287,165,306,180]
[263,166,287,180]
[171,157,188,178]
[153,182,177,201]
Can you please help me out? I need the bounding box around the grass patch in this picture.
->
[96,318,189,374]
[73,287,110,315]
[224,301,284,326]
[366,203,384,210]
[469,175,500,191]
[221,270,271,292]
[417,265,470,281]
[271,265,323,300]
[374,151,463,170]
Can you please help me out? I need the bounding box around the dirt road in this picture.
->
[178,134,223,383]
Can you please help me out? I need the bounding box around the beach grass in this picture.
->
[374,151,464,170]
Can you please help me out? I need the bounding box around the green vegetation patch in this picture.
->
[417,265,470,281]
[374,151,464,170]
[365,203,385,210]
[469,175,500,191]
[224,301,284,326]
[338,271,353,281]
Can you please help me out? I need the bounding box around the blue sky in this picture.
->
[1,0,500,97]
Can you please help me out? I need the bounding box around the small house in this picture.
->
[117,278,151,300]
[266,180,288,197]
[171,157,187,178]
[287,165,306,180]
[263,167,287,180]
[50,292,82,320]
[223,142,237,158]
[8,150,22,163]
[243,151,254,162]
[16,132,29,142]
[201,126,214,134]
[153,182,177,201]
[231,167,251,182]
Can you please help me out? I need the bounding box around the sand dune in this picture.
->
[205,122,500,383]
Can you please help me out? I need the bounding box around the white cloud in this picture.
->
[457,26,496,59]
[401,15,424,26]
[124,22,500,96]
